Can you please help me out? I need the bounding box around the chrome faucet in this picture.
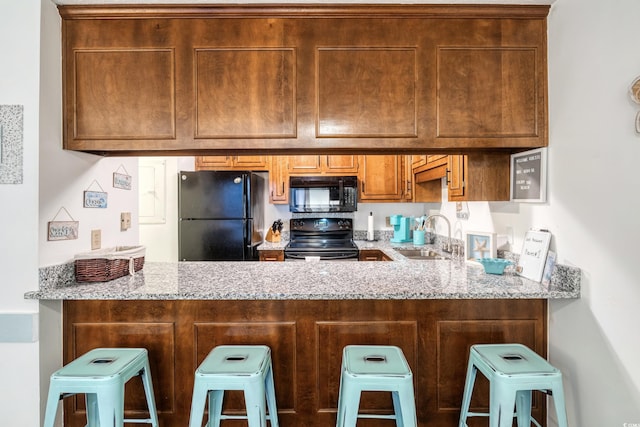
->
[426,214,452,253]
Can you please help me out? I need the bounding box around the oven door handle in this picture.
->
[285,252,358,260]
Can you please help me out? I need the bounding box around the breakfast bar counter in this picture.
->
[27,243,579,301]
[27,245,580,427]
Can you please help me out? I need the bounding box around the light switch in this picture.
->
[91,229,101,250]
[121,212,131,231]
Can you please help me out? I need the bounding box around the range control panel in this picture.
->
[290,218,353,232]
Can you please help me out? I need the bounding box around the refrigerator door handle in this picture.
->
[243,173,250,218]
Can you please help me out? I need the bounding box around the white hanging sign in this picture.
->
[83,180,108,208]
[47,207,79,241]
[113,164,132,190]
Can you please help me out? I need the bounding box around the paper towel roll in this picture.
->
[367,212,375,241]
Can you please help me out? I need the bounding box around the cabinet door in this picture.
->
[403,155,413,201]
[447,155,465,199]
[324,155,359,174]
[196,156,233,170]
[196,156,270,171]
[358,155,404,201]
[259,250,285,261]
[448,153,510,202]
[427,154,447,164]
[359,249,392,261]
[67,48,176,146]
[287,156,323,174]
[269,157,288,203]
[232,156,270,170]
[435,45,542,144]
[412,155,427,170]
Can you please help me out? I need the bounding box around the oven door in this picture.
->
[284,241,359,261]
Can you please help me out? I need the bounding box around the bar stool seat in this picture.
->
[43,348,159,427]
[189,345,279,427]
[459,343,569,427]
[336,345,417,427]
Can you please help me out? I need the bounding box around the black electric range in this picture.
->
[284,217,359,261]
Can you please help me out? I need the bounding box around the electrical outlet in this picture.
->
[506,226,514,245]
[91,229,101,250]
[121,212,131,231]
[455,202,469,220]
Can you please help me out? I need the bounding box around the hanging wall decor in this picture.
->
[510,147,547,203]
[113,164,132,190]
[83,180,108,208]
[0,105,24,184]
[629,76,640,133]
[47,207,79,241]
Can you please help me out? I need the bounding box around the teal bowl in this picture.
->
[476,258,512,275]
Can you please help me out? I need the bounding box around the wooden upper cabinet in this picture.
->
[287,156,323,174]
[432,18,547,149]
[358,155,405,202]
[193,48,296,139]
[269,157,288,204]
[69,48,176,144]
[196,156,270,171]
[447,153,511,201]
[412,153,510,202]
[325,155,359,174]
[316,48,417,139]
[436,47,539,139]
[287,155,358,175]
[59,5,548,155]
[447,155,466,199]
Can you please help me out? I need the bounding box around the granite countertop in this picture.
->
[26,241,580,301]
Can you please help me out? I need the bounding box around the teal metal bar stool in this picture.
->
[336,345,417,427]
[459,343,569,427]
[189,345,279,427]
[43,348,159,427]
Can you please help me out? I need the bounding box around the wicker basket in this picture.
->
[74,246,145,282]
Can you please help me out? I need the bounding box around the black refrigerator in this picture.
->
[178,171,265,261]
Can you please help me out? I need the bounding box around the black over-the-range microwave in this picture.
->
[288,176,358,213]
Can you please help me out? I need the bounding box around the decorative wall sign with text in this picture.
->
[0,105,24,184]
[113,164,132,190]
[510,147,547,203]
[47,207,79,241]
[83,180,108,208]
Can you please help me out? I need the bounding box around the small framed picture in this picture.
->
[510,147,547,203]
[465,231,497,261]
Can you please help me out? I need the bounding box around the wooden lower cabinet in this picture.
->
[259,250,285,261]
[63,299,547,427]
[359,249,392,261]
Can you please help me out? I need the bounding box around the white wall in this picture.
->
[546,0,640,423]
[0,0,41,425]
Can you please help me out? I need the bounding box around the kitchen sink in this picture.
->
[394,248,450,260]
